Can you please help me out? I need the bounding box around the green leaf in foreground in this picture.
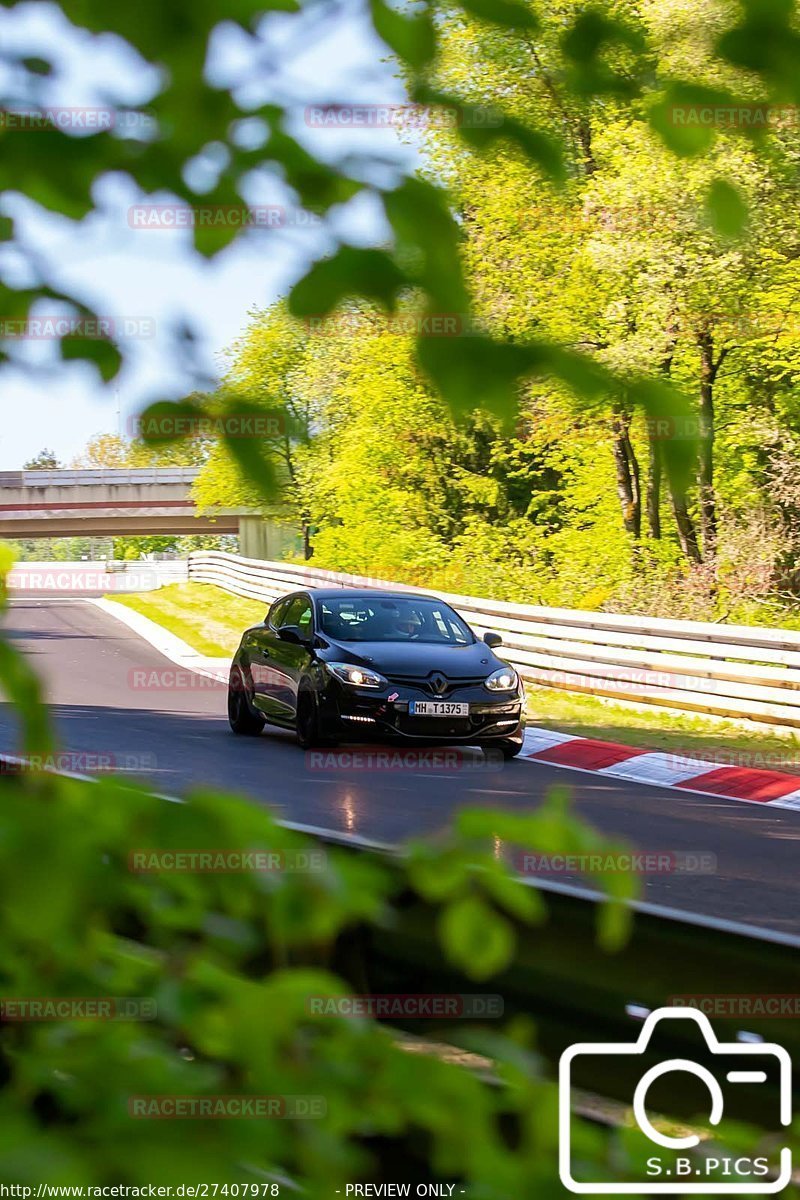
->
[455,790,638,951]
[418,334,610,425]
[288,247,408,317]
[648,84,737,156]
[705,179,748,238]
[138,399,207,445]
[561,8,645,98]
[417,334,545,424]
[384,176,470,312]
[61,333,122,382]
[439,894,515,979]
[370,0,436,69]
[0,637,54,757]
[460,0,538,31]
[455,107,565,182]
[716,0,800,88]
[628,377,698,494]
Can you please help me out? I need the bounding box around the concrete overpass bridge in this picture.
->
[0,468,296,558]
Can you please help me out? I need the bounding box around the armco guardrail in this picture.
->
[189,551,800,729]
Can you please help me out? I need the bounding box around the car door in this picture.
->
[269,593,315,722]
[248,596,290,717]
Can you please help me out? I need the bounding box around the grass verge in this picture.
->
[110,582,800,771]
[107,582,265,657]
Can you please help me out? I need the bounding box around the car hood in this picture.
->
[321,639,499,677]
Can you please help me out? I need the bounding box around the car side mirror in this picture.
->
[278,624,309,646]
[483,631,502,648]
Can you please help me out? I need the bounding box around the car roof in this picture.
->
[308,588,441,602]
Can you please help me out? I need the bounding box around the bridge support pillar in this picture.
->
[237,516,300,561]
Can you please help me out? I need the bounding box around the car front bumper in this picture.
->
[325,680,526,745]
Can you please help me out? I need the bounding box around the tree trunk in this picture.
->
[646,432,662,539]
[697,329,719,560]
[669,486,702,563]
[576,116,597,176]
[611,411,641,538]
[657,330,701,560]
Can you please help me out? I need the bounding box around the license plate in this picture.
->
[409,701,469,717]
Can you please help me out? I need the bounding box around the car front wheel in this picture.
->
[228,665,265,736]
[295,687,338,749]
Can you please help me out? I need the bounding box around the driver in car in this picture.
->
[390,606,423,638]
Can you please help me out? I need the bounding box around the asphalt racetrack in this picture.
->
[3,596,800,936]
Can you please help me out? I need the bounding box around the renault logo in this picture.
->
[429,672,448,695]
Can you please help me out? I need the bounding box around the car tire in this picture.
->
[228,665,265,736]
[295,687,338,749]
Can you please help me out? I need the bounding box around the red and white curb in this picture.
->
[521,727,800,811]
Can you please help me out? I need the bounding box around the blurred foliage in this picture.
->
[0,723,641,1190]
[2,0,800,1189]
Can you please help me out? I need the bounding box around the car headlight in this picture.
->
[485,666,518,692]
[327,662,387,689]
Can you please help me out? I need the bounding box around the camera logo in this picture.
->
[559,1007,792,1193]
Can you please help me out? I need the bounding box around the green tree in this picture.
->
[411,0,800,605]
[72,431,207,469]
[23,449,61,470]
[193,306,332,556]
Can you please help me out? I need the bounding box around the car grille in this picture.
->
[395,716,473,737]
[386,673,487,697]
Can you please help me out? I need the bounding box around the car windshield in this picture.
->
[318,597,473,644]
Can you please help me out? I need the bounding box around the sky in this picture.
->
[0,1,420,467]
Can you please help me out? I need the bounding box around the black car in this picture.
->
[227,588,525,757]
